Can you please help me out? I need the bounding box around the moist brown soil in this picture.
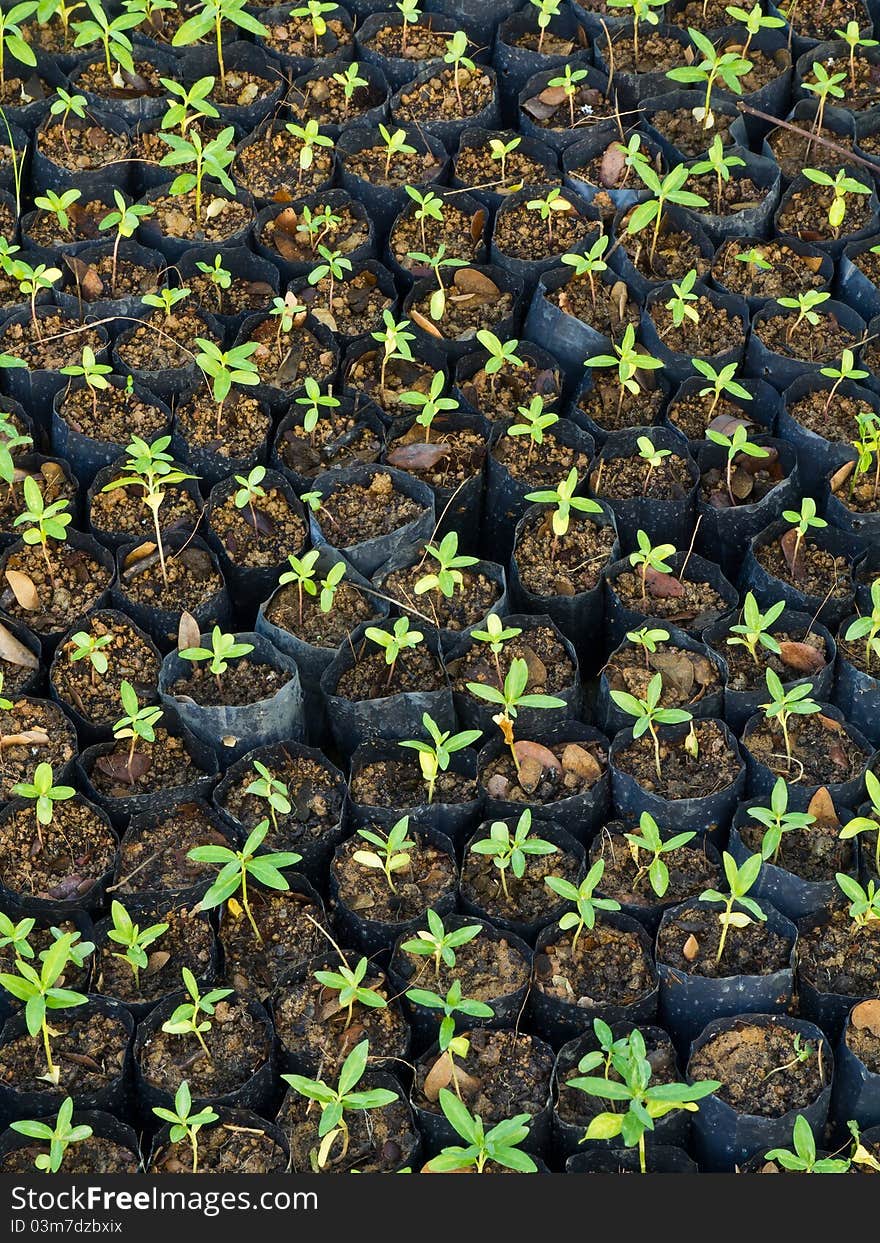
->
[89,475,202,543]
[549,275,640,340]
[233,124,335,201]
[738,810,851,882]
[0,697,75,802]
[657,901,792,976]
[461,824,579,923]
[597,30,689,73]
[170,658,292,708]
[646,108,734,158]
[111,804,232,900]
[0,799,114,904]
[480,737,607,805]
[138,997,272,1098]
[265,577,379,648]
[0,644,38,698]
[754,309,859,364]
[385,422,487,491]
[787,389,873,444]
[851,245,880,290]
[840,630,880,674]
[219,888,328,1001]
[320,472,427,546]
[199,69,279,109]
[831,462,880,517]
[592,449,694,500]
[491,425,589,487]
[778,183,873,245]
[217,753,344,854]
[514,508,616,598]
[279,1075,417,1173]
[449,625,575,698]
[390,200,485,274]
[150,192,251,244]
[52,614,160,726]
[344,349,435,416]
[0,462,77,534]
[62,253,161,306]
[241,314,336,392]
[454,139,551,194]
[88,728,207,798]
[0,1136,139,1174]
[798,907,880,996]
[556,1024,679,1125]
[261,14,351,59]
[493,196,596,262]
[208,486,307,570]
[685,173,766,219]
[175,389,271,461]
[688,1020,827,1117]
[277,406,383,480]
[591,826,719,908]
[459,356,562,421]
[407,272,515,343]
[605,640,721,711]
[363,22,450,60]
[116,309,215,373]
[394,926,529,1003]
[520,82,618,136]
[117,540,223,619]
[670,0,746,26]
[712,239,828,301]
[93,905,214,1005]
[569,135,665,197]
[73,59,166,97]
[413,1029,554,1121]
[811,53,880,112]
[617,217,712,285]
[0,1010,128,1096]
[272,958,408,1072]
[0,315,105,371]
[259,202,369,267]
[343,142,444,189]
[394,65,494,122]
[38,118,129,172]
[783,0,870,46]
[331,833,456,924]
[723,627,829,692]
[289,74,382,127]
[577,374,665,434]
[608,566,729,629]
[351,757,476,810]
[57,383,168,446]
[188,270,275,320]
[648,295,743,357]
[848,1001,880,1073]
[535,922,655,1006]
[150,1117,287,1173]
[744,711,867,786]
[767,125,856,179]
[304,266,394,338]
[700,445,788,508]
[755,534,853,599]
[1,536,109,631]
[381,562,502,633]
[614,719,741,799]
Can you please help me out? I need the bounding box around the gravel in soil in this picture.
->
[38,119,129,172]
[220,888,329,1001]
[265,578,379,648]
[304,267,393,339]
[150,192,251,244]
[151,1118,287,1174]
[390,200,486,274]
[381,561,502,632]
[798,907,880,997]
[656,901,793,976]
[688,1020,827,1117]
[591,448,694,500]
[549,275,640,340]
[320,471,428,546]
[89,728,208,798]
[454,138,551,194]
[289,74,382,127]
[90,477,202,543]
[614,719,741,800]
[711,238,828,301]
[335,638,445,700]
[260,203,369,267]
[343,142,444,189]
[277,408,383,481]
[115,309,212,373]
[648,295,743,357]
[460,356,562,422]
[0,1010,128,1096]
[138,997,272,1097]
[0,315,105,371]
[393,66,495,122]
[117,542,223,623]
[0,462,76,534]
[0,918,88,998]
[332,832,456,925]
[241,314,336,392]
[738,805,852,883]
[351,757,477,810]
[407,271,515,344]
[279,1075,416,1173]
[591,826,720,909]
[722,627,829,692]
[604,640,721,711]
[831,463,880,518]
[56,382,168,444]
[93,905,215,1006]
[492,424,589,487]
[260,14,351,59]
[787,389,875,445]
[847,1000,880,1074]
[766,124,856,179]
[520,83,618,135]
[646,108,734,158]
[52,614,160,726]
[754,308,859,365]
[481,737,606,806]
[111,804,231,900]
[233,123,334,200]
[62,253,161,307]
[344,349,435,416]
[449,625,575,698]
[535,922,655,1007]
[170,658,292,708]
[0,1136,139,1174]
[175,388,272,461]
[394,926,530,1004]
[0,697,75,801]
[577,374,666,434]
[413,1029,554,1121]
[778,182,874,245]
[617,217,712,285]
[461,824,580,923]
[0,543,111,634]
[755,534,853,600]
[700,445,788,508]
[218,753,344,853]
[608,567,730,630]
[208,486,307,570]
[514,508,616,598]
[744,711,867,786]
[385,422,487,490]
[493,194,596,262]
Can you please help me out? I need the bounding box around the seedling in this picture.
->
[692,358,752,420]
[195,338,260,437]
[524,187,571,246]
[782,496,827,570]
[378,123,415,178]
[106,900,168,993]
[0,412,31,484]
[308,244,352,311]
[567,1027,719,1173]
[836,873,880,929]
[399,714,481,804]
[443,30,474,113]
[412,532,478,606]
[268,293,307,365]
[627,160,708,270]
[405,242,466,321]
[313,956,387,1029]
[466,655,565,774]
[404,979,493,1095]
[699,851,767,964]
[475,330,524,395]
[48,89,87,154]
[13,260,62,342]
[113,680,163,784]
[765,1114,850,1173]
[626,626,670,668]
[99,190,156,296]
[72,0,139,80]
[398,370,459,441]
[470,613,522,687]
[584,324,664,417]
[610,671,692,781]
[60,345,112,423]
[839,768,880,878]
[152,1082,218,1173]
[13,474,71,587]
[666,27,752,130]
[172,0,268,90]
[801,58,846,146]
[820,348,868,413]
[508,394,559,464]
[233,465,267,532]
[142,286,190,322]
[396,0,421,53]
[331,61,368,120]
[101,435,197,587]
[161,74,219,137]
[281,1040,398,1169]
[777,289,831,343]
[10,1097,93,1173]
[663,268,701,330]
[802,167,871,237]
[624,813,696,898]
[545,859,620,952]
[160,125,237,224]
[606,0,668,69]
[560,235,610,308]
[847,1120,880,1172]
[529,0,562,53]
[749,777,816,865]
[189,819,302,944]
[0,932,89,1085]
[724,3,785,60]
[296,204,340,254]
[525,467,602,555]
[844,579,880,673]
[488,134,521,187]
[762,1033,815,1083]
[0,911,35,960]
[547,62,590,128]
[726,591,784,665]
[400,908,482,979]
[761,668,821,772]
[428,1089,536,1173]
[11,763,75,846]
[161,967,233,1058]
[848,409,880,504]
[835,20,879,90]
[353,817,415,892]
[735,246,773,274]
[33,188,82,236]
[284,119,334,183]
[468,809,558,899]
[290,0,337,54]
[364,616,424,691]
[179,625,254,694]
[628,529,676,601]
[294,376,340,445]
[705,422,769,506]
[691,134,746,215]
[371,310,415,398]
[245,760,291,831]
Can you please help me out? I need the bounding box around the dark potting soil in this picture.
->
[767,125,856,181]
[335,641,445,699]
[233,126,334,201]
[52,614,160,726]
[604,640,721,711]
[26,203,109,250]
[93,905,214,1006]
[738,806,851,882]
[578,374,666,434]
[57,383,167,444]
[798,908,880,997]
[265,579,378,647]
[38,119,129,172]
[590,827,719,909]
[220,889,329,1001]
[656,902,792,977]
[289,75,379,128]
[848,1001,880,1074]
[597,29,688,73]
[755,533,853,600]
[171,657,293,708]
[0,543,111,635]
[455,142,551,194]
[646,109,734,158]
[0,698,75,801]
[407,272,515,344]
[276,410,383,481]
[260,203,369,267]
[394,66,494,122]
[111,805,231,899]
[385,424,488,491]
[712,239,828,302]
[592,450,693,501]
[482,738,606,804]
[520,82,618,135]
[492,426,589,488]
[569,137,664,198]
[219,754,344,851]
[279,1077,416,1173]
[549,276,640,340]
[700,446,788,509]
[831,463,880,517]
[793,389,880,445]
[461,824,579,923]
[609,568,729,629]
[777,183,874,245]
[0,1010,128,1096]
[332,833,456,924]
[648,295,742,357]
[116,309,214,372]
[305,268,393,339]
[382,563,501,632]
[515,508,617,598]
[150,1119,286,1174]
[63,253,161,307]
[555,1026,679,1125]
[176,389,272,461]
[723,628,828,691]
[0,801,114,905]
[0,463,77,534]
[74,59,167,97]
[351,758,477,809]
[413,1029,554,1121]
[1,316,104,372]
[363,22,448,60]
[242,316,336,392]
[91,479,202,543]
[0,1135,140,1174]
[0,919,88,997]
[688,1020,827,1117]
[450,626,575,698]
[755,311,859,365]
[344,350,435,415]
[90,728,206,797]
[614,720,740,800]
[535,923,655,1007]
[493,194,596,262]
[394,927,529,1004]
[344,143,444,190]
[209,487,307,570]
[744,712,866,786]
[150,192,251,244]
[321,473,427,546]
[390,201,486,273]
[617,219,711,286]
[138,997,271,1097]
[118,541,223,616]
[262,13,352,59]
[460,358,562,422]
[188,271,274,321]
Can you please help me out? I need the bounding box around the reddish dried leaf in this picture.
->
[644,567,685,598]
[778,641,826,675]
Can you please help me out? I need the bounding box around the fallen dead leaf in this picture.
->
[4,570,40,611]
[0,621,39,669]
[779,641,826,675]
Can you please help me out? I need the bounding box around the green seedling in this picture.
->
[782,496,827,570]
[777,289,831,344]
[245,760,291,831]
[627,162,708,271]
[525,466,602,555]
[699,850,767,964]
[313,956,387,1030]
[404,979,493,1096]
[468,808,558,899]
[765,1114,850,1173]
[666,26,752,130]
[161,967,233,1058]
[0,932,89,1085]
[443,30,474,113]
[749,777,815,865]
[371,309,415,398]
[610,670,692,781]
[836,873,880,929]
[414,530,478,601]
[353,817,415,892]
[364,616,423,690]
[13,474,70,586]
[524,186,572,246]
[331,61,367,120]
[466,654,565,774]
[398,370,459,441]
[560,235,610,308]
[507,394,559,465]
[112,680,163,784]
[547,61,589,128]
[11,763,75,842]
[105,900,168,992]
[152,1081,218,1173]
[427,1088,536,1172]
[803,166,871,236]
[584,324,664,417]
[628,529,676,602]
[705,422,769,506]
[400,908,482,979]
[840,770,880,878]
[545,858,620,952]
[399,712,481,804]
[690,132,746,215]
[10,1097,93,1174]
[624,813,696,898]
[172,0,268,90]
[761,668,820,772]
[726,591,785,665]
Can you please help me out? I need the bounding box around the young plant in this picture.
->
[835,873,880,930]
[331,61,367,120]
[364,616,423,690]
[161,74,219,137]
[399,908,482,979]
[98,189,155,295]
[284,119,334,184]
[179,625,254,693]
[396,0,421,53]
[160,125,237,224]
[405,241,466,321]
[666,27,752,129]
[844,579,880,673]
[475,329,524,395]
[60,345,112,423]
[699,851,767,964]
[692,359,752,423]
[294,376,340,445]
[690,133,746,215]
[13,259,62,341]
[112,680,163,784]
[11,763,75,841]
[835,20,879,91]
[839,768,880,879]
[627,159,708,270]
[0,412,31,484]
[10,1097,94,1174]
[189,819,302,944]
[443,29,474,113]
[398,370,459,441]
[761,668,821,772]
[414,530,478,602]
[466,655,565,774]
[281,1040,398,1169]
[624,813,696,898]
[507,394,559,464]
[13,474,71,586]
[488,133,521,188]
[524,186,571,246]
[468,808,558,899]
[151,1082,218,1174]
[544,858,620,952]
[782,496,827,571]
[802,166,871,237]
[0,932,88,1085]
[777,289,831,344]
[352,817,415,892]
[547,61,590,127]
[525,467,603,558]
[664,268,700,329]
[529,0,562,53]
[33,188,82,236]
[398,713,481,804]
[233,464,267,532]
[765,1114,850,1173]
[726,591,785,665]
[160,967,233,1058]
[606,0,669,70]
[628,529,676,601]
[378,123,415,177]
[172,0,268,90]
[560,235,610,307]
[705,422,769,506]
[626,625,671,668]
[610,671,693,781]
[313,956,387,1029]
[48,88,87,155]
[735,245,774,275]
[819,348,868,413]
[308,243,352,311]
[584,324,664,417]
[848,409,880,504]
[427,1088,536,1173]
[290,0,336,54]
[724,2,785,60]
[194,338,260,437]
[244,760,290,831]
[749,777,816,865]
[371,309,415,398]
[404,979,493,1096]
[105,900,168,993]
